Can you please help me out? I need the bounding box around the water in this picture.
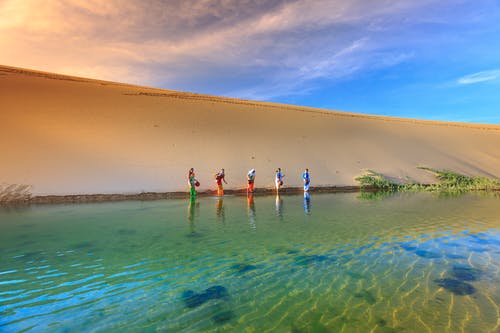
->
[0,192,499,333]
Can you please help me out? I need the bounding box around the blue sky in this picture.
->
[1,0,499,123]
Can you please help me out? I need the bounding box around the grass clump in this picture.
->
[355,170,401,190]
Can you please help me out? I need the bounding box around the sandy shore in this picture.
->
[1,65,499,201]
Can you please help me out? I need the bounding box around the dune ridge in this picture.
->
[3,65,498,130]
[1,64,499,199]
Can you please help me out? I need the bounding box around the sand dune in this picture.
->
[1,65,499,197]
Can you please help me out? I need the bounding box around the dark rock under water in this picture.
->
[445,253,467,260]
[294,254,330,266]
[451,265,482,281]
[117,228,137,235]
[468,247,488,253]
[398,243,418,252]
[204,285,229,299]
[181,290,205,308]
[377,318,387,326]
[434,278,476,295]
[354,289,377,304]
[415,250,441,259]
[231,263,257,274]
[212,310,235,324]
[181,285,229,308]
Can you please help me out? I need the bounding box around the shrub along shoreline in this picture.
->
[355,167,500,193]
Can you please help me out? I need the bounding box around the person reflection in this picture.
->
[303,191,311,215]
[247,193,256,231]
[275,194,284,220]
[216,197,225,224]
[187,196,200,237]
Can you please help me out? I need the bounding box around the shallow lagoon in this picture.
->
[1,192,499,332]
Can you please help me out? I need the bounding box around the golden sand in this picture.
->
[1,65,499,196]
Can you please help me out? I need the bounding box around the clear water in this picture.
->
[1,192,499,333]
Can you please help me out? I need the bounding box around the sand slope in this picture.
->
[1,65,499,197]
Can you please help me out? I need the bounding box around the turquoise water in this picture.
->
[1,192,499,332]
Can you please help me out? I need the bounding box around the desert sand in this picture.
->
[1,65,499,199]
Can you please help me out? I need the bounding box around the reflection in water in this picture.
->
[275,194,283,219]
[187,197,200,237]
[357,190,395,201]
[303,192,311,215]
[216,198,225,223]
[247,194,256,231]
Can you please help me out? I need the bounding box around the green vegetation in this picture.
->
[355,168,500,193]
[354,170,400,190]
[417,167,500,191]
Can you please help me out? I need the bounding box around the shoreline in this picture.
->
[1,186,364,205]
[2,186,498,206]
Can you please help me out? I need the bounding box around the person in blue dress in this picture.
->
[302,168,311,192]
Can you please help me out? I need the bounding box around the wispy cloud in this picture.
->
[457,69,500,85]
[0,0,494,100]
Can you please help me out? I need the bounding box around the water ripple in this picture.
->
[0,193,499,332]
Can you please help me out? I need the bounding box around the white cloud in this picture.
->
[457,69,500,85]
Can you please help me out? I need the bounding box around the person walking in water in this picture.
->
[302,168,311,192]
[247,169,256,193]
[275,168,284,192]
[187,168,198,197]
[215,168,227,196]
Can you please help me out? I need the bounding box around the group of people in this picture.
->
[187,167,311,197]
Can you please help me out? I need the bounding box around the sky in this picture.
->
[1,0,499,123]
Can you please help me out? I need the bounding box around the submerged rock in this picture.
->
[445,253,467,259]
[73,241,94,249]
[231,263,257,274]
[204,285,229,299]
[181,290,208,308]
[354,289,377,304]
[377,318,387,326]
[399,243,417,252]
[117,229,136,235]
[294,254,330,266]
[451,265,482,281]
[434,278,476,295]
[212,310,235,324]
[415,250,441,259]
[468,247,487,253]
[182,285,229,309]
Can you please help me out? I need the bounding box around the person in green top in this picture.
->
[187,168,198,197]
